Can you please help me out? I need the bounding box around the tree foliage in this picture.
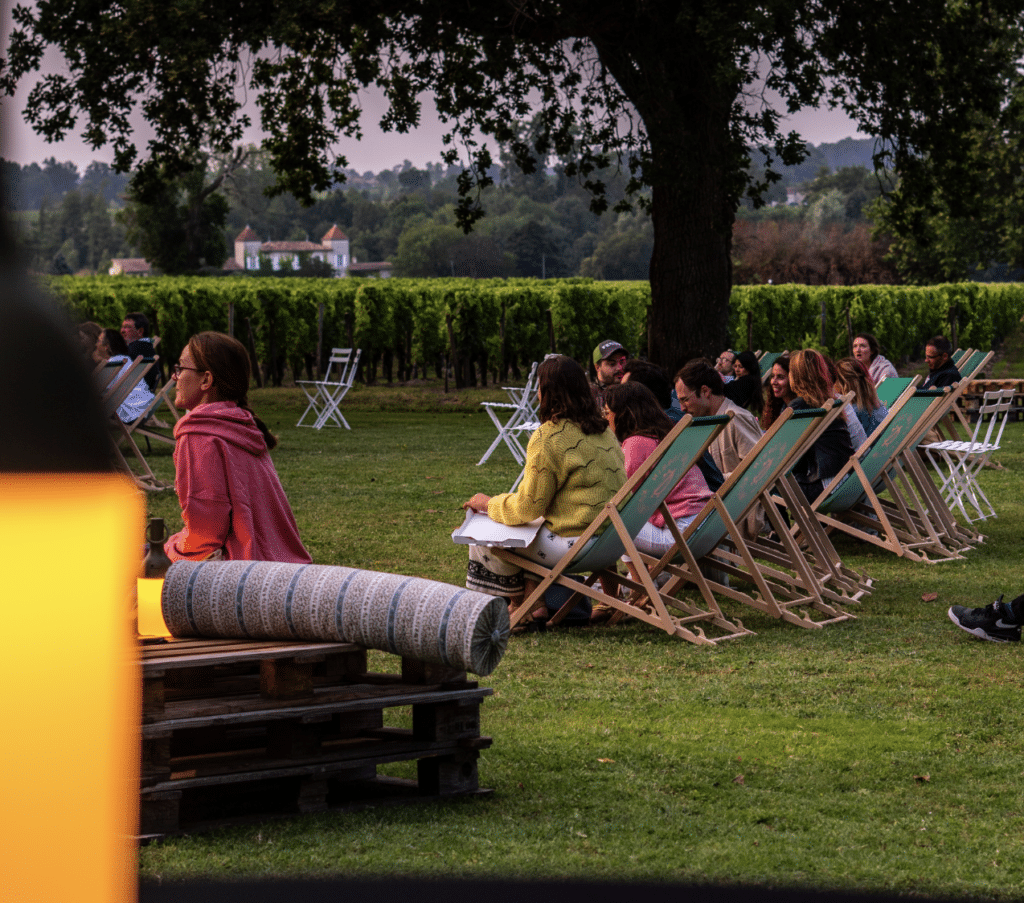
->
[6,0,1023,366]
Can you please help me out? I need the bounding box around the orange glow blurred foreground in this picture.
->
[0,474,143,903]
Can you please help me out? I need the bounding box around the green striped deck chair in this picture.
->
[645,400,864,630]
[875,376,918,409]
[758,351,786,383]
[500,413,754,646]
[812,389,973,562]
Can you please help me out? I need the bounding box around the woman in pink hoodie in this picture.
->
[164,332,312,564]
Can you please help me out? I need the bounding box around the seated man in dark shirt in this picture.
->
[922,335,960,389]
[121,311,158,391]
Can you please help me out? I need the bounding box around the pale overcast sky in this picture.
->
[2,38,866,174]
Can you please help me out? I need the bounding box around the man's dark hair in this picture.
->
[622,359,673,409]
[125,311,149,335]
[928,335,952,356]
[675,359,724,397]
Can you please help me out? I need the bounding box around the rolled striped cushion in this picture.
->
[162,560,509,676]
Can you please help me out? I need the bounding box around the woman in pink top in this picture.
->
[164,332,311,564]
[603,381,714,555]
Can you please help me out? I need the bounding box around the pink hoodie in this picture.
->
[164,401,312,563]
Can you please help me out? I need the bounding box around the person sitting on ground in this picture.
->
[715,350,737,383]
[121,311,159,390]
[723,350,764,418]
[852,333,898,386]
[922,335,961,389]
[97,327,156,424]
[948,592,1024,643]
[604,381,715,557]
[164,331,312,564]
[622,358,682,422]
[464,354,626,626]
[590,339,628,411]
[761,354,794,431]
[675,358,765,540]
[835,357,889,438]
[787,349,855,502]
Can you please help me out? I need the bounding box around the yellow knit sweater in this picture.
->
[487,419,626,535]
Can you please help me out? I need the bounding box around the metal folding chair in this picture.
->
[296,348,362,430]
[477,361,540,466]
[922,388,1013,523]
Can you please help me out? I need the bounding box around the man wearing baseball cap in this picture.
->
[591,340,628,410]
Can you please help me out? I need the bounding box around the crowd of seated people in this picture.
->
[459,332,969,630]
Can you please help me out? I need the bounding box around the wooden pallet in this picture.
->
[140,637,494,837]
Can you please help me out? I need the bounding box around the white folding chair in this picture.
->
[296,348,362,430]
[922,388,1013,523]
[477,361,540,466]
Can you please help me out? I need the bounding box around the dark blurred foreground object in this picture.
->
[0,209,112,472]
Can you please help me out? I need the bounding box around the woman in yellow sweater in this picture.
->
[463,355,626,617]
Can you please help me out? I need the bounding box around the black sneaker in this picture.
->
[948,595,1022,643]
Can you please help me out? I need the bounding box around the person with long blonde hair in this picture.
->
[834,357,888,437]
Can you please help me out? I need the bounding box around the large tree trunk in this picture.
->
[647,177,733,373]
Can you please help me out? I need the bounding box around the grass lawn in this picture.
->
[138,378,1024,899]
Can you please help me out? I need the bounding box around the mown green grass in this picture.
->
[139,376,1024,898]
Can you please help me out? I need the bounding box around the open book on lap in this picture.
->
[451,510,544,548]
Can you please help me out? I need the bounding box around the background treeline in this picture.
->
[11,131,1022,286]
[53,276,1024,388]
[5,139,906,284]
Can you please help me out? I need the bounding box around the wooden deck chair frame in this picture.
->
[810,387,975,563]
[296,347,362,430]
[497,413,755,646]
[477,361,541,466]
[100,357,169,491]
[922,387,1014,523]
[116,354,179,450]
[637,399,864,630]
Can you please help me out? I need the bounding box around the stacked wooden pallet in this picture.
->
[140,637,494,837]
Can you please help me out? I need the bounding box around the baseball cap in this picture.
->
[593,340,626,365]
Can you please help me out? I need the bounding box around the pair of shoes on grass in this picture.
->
[948,593,1024,643]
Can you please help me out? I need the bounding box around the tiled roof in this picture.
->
[322,225,348,241]
[348,261,392,271]
[261,241,328,253]
[222,258,243,270]
[110,258,151,274]
[235,225,261,242]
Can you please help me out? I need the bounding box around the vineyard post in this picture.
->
[446,312,461,389]
[244,318,263,389]
[317,302,324,378]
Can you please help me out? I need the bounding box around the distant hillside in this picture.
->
[750,137,878,188]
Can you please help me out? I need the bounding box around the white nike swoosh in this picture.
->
[995,619,1019,629]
